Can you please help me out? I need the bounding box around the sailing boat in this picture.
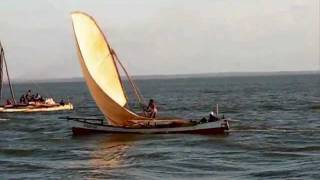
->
[68,12,230,135]
[0,41,73,113]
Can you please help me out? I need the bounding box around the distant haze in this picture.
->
[0,0,319,81]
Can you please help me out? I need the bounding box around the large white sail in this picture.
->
[71,12,150,126]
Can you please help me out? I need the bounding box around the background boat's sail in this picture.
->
[71,12,149,126]
[0,41,16,103]
[0,42,4,99]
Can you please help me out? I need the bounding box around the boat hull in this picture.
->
[70,119,230,135]
[0,103,73,113]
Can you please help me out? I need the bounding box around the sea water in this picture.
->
[0,74,319,179]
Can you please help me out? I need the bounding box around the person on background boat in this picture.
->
[59,99,65,106]
[19,95,26,104]
[34,93,42,101]
[39,96,45,103]
[25,89,32,102]
[23,95,28,104]
[31,94,35,102]
[146,99,158,118]
[5,99,14,107]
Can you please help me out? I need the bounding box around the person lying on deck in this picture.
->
[144,99,158,119]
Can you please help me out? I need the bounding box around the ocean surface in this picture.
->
[0,74,319,179]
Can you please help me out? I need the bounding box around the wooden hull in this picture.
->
[0,103,73,113]
[70,118,230,135]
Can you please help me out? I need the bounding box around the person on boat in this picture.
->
[208,110,219,122]
[39,96,45,103]
[19,95,26,104]
[146,99,158,118]
[200,108,219,123]
[34,93,42,101]
[31,94,35,102]
[4,99,14,108]
[59,99,65,106]
[25,89,33,102]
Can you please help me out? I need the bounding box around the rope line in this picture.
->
[111,49,146,109]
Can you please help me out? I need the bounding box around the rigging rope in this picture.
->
[111,49,146,109]
[0,45,4,100]
[30,80,52,99]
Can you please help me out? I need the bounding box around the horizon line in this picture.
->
[8,70,320,83]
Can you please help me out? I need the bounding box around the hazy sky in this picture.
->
[0,0,319,80]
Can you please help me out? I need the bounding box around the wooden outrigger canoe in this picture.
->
[0,103,73,113]
[66,116,230,135]
[70,12,231,135]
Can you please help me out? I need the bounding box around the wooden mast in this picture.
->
[0,41,16,104]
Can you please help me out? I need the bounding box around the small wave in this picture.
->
[310,105,320,110]
[77,106,98,109]
[263,151,308,158]
[0,118,10,122]
[250,169,297,178]
[0,148,38,157]
[260,104,284,110]
[199,90,220,94]
[295,146,320,152]
[228,128,320,133]
[1,160,51,170]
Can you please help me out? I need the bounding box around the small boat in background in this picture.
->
[68,12,230,135]
[0,102,73,113]
[0,41,73,113]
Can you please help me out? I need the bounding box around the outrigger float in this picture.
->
[68,12,230,135]
[0,41,73,113]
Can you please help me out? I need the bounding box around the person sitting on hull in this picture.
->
[145,99,158,119]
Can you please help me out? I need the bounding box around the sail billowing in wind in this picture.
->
[71,12,149,126]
